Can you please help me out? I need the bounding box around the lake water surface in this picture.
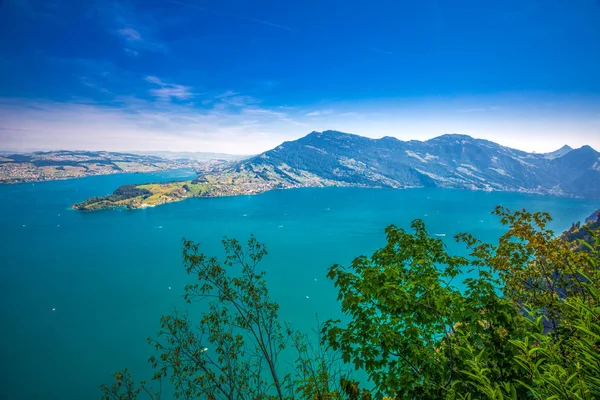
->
[0,169,597,399]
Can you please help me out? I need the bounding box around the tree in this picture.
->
[102,236,348,400]
[323,214,527,399]
[323,206,600,399]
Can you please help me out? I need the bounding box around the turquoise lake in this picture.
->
[0,169,597,399]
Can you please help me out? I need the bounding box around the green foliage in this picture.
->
[456,280,600,400]
[74,184,151,210]
[112,185,152,200]
[323,216,527,399]
[102,206,600,400]
[324,206,600,399]
[100,369,160,400]
[561,211,600,252]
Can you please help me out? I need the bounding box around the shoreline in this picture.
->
[71,179,597,212]
[1,166,200,186]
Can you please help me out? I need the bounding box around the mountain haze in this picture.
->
[222,130,600,199]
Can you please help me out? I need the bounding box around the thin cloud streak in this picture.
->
[170,0,294,31]
[124,48,139,57]
[306,109,333,117]
[117,27,142,41]
[145,76,194,100]
[79,77,111,94]
[106,2,167,54]
[233,14,294,31]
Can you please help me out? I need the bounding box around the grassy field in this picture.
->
[135,182,192,206]
[73,181,194,210]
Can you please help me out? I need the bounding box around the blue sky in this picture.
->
[0,0,599,153]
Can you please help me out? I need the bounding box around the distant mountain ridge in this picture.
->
[223,130,600,199]
[72,131,600,211]
[131,151,251,162]
[0,150,211,184]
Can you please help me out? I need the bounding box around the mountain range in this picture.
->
[73,131,600,210]
[218,130,600,199]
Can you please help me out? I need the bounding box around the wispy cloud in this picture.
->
[104,2,167,54]
[117,27,142,41]
[113,29,166,53]
[214,91,260,108]
[458,107,487,113]
[457,106,502,113]
[0,127,33,132]
[145,76,193,100]
[2,94,600,154]
[306,109,333,117]
[0,92,310,153]
[170,0,294,31]
[0,64,311,153]
[234,14,294,31]
[123,48,139,57]
[145,76,166,85]
[79,77,111,94]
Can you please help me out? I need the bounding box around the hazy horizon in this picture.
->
[0,129,595,156]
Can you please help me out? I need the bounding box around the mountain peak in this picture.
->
[566,145,599,158]
[305,130,351,138]
[428,133,475,142]
[578,145,596,152]
[544,145,573,160]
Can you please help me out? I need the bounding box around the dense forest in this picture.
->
[73,185,152,210]
[102,207,600,400]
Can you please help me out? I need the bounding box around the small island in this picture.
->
[72,182,195,211]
